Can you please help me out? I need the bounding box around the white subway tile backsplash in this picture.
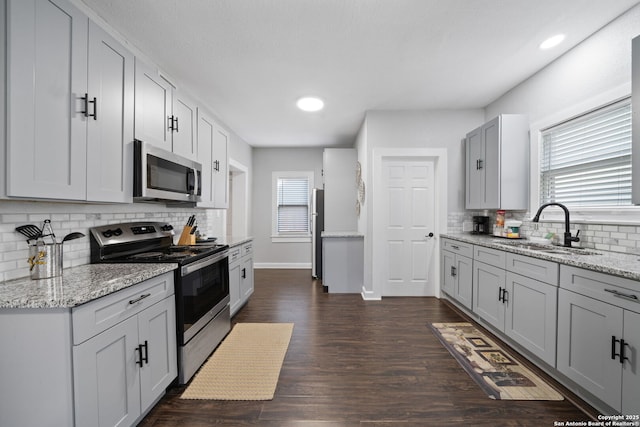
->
[0,200,227,282]
[448,211,640,256]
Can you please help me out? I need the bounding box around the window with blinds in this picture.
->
[276,176,310,234]
[540,98,632,207]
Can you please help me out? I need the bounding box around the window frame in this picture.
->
[271,171,314,243]
[529,88,640,225]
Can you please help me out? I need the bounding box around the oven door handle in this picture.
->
[181,250,229,276]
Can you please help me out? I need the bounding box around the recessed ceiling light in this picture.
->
[539,34,565,50]
[296,97,324,112]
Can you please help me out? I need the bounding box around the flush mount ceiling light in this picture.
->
[296,97,324,112]
[539,34,566,50]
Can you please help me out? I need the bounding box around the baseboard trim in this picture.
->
[254,263,312,269]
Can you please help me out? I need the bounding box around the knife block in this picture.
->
[177,226,196,246]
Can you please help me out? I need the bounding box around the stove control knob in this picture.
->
[161,224,173,231]
[102,230,113,238]
[112,228,123,236]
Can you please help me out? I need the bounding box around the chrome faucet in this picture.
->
[532,202,580,247]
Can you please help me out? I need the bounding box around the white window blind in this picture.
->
[540,98,632,207]
[276,176,310,234]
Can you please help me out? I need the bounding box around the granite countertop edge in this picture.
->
[0,263,178,310]
[225,235,253,248]
[322,231,364,238]
[441,233,640,282]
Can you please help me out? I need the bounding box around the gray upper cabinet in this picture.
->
[86,21,134,203]
[7,0,88,200]
[134,60,198,161]
[212,125,229,208]
[6,0,134,203]
[465,114,529,210]
[631,35,640,204]
[134,59,173,152]
[197,108,228,209]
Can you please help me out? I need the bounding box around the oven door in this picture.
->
[177,250,229,345]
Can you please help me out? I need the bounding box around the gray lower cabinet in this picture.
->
[441,239,473,310]
[472,247,558,366]
[229,240,254,316]
[557,266,640,414]
[0,272,176,427]
[73,272,177,426]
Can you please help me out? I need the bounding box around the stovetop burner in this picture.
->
[89,221,228,265]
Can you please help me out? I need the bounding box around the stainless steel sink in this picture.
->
[492,240,600,256]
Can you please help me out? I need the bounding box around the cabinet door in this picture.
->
[229,261,242,316]
[134,59,173,152]
[454,255,473,310]
[557,289,623,411]
[138,297,177,411]
[7,0,88,200]
[212,125,229,208]
[197,109,216,207]
[473,261,506,330]
[622,310,640,415]
[505,272,557,366]
[73,316,141,427]
[172,90,197,160]
[465,127,483,209]
[481,117,500,208]
[441,250,455,296]
[241,256,254,300]
[86,21,134,203]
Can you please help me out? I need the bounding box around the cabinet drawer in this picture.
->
[560,266,640,313]
[242,241,253,257]
[441,239,473,258]
[72,272,174,345]
[474,246,506,269]
[506,253,558,285]
[229,246,242,263]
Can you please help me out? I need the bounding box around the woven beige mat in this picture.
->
[181,322,294,400]
[430,322,564,400]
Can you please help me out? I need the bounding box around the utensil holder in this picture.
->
[28,243,63,280]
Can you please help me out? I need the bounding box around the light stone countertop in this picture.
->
[322,231,364,238]
[224,235,253,248]
[0,263,177,309]
[442,233,640,282]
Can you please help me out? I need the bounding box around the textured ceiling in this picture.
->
[80,0,640,147]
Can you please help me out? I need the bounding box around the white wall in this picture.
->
[251,147,324,268]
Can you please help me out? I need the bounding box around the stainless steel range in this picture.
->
[90,221,230,384]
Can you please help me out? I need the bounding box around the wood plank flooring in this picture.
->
[140,269,596,426]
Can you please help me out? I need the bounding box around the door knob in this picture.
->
[425,232,434,239]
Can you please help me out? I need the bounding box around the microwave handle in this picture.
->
[196,169,202,196]
[187,168,196,194]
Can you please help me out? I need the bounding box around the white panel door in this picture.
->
[382,159,435,296]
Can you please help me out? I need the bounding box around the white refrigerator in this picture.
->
[311,188,324,279]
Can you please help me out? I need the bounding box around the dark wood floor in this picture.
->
[140,269,595,426]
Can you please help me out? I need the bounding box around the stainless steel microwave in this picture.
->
[134,140,202,203]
